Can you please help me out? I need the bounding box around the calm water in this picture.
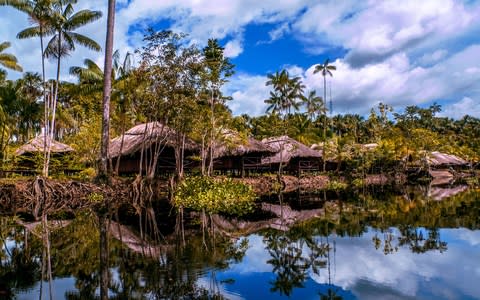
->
[1,185,479,299]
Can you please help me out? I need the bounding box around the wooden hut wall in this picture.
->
[114,145,197,175]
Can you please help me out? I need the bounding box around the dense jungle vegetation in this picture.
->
[0,0,479,180]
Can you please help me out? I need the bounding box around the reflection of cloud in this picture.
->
[224,229,480,299]
[228,235,271,274]
[197,276,245,300]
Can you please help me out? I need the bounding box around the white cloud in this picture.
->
[441,97,480,119]
[226,44,480,118]
[293,0,479,67]
[418,49,448,66]
[226,73,271,116]
[224,39,244,58]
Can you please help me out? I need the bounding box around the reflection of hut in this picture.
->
[213,130,275,176]
[262,136,322,175]
[109,122,198,175]
[15,135,74,171]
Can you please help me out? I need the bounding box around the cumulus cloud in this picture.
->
[224,39,244,58]
[441,97,480,119]
[293,0,479,68]
[226,73,271,116]
[225,44,480,118]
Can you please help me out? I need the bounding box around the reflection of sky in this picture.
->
[210,228,480,300]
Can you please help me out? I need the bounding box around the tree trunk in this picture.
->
[99,0,116,179]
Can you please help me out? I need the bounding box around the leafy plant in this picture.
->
[173,176,256,216]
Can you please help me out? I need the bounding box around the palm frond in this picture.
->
[17,26,42,39]
[65,9,102,31]
[0,41,11,52]
[69,32,101,51]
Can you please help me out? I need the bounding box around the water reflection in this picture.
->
[0,185,478,299]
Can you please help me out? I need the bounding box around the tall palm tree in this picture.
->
[1,0,58,176]
[98,0,115,183]
[314,59,336,171]
[314,58,336,116]
[43,0,102,176]
[0,41,23,73]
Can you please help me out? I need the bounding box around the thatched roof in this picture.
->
[261,136,322,164]
[15,135,74,156]
[109,122,198,158]
[213,130,275,158]
[427,151,468,166]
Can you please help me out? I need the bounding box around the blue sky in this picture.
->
[1,0,480,118]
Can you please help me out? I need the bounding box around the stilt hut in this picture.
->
[261,136,322,175]
[213,130,275,177]
[407,151,470,182]
[109,122,198,176]
[14,135,74,173]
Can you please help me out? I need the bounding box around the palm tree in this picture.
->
[0,41,23,73]
[1,0,58,176]
[98,0,115,183]
[265,69,304,117]
[302,90,325,122]
[43,1,102,176]
[314,59,336,171]
[314,58,336,116]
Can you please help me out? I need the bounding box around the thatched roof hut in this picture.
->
[109,122,197,159]
[427,151,468,167]
[109,122,198,175]
[262,136,322,174]
[213,130,275,176]
[15,135,74,156]
[213,130,274,158]
[262,136,321,164]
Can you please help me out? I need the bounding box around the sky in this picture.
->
[1,0,480,119]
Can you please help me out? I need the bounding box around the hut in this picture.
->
[14,135,74,173]
[426,151,469,169]
[109,122,198,175]
[213,130,276,176]
[261,136,322,175]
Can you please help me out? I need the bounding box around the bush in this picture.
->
[173,176,257,216]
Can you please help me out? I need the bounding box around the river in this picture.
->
[1,184,479,299]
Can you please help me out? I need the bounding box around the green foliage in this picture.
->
[173,176,257,216]
[87,192,104,203]
[325,180,347,191]
[78,167,96,180]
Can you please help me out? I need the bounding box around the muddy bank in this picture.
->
[236,174,392,194]
[0,174,395,215]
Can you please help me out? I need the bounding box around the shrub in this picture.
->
[173,176,256,216]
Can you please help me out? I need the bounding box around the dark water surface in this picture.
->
[1,185,479,299]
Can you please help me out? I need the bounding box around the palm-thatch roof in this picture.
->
[427,151,468,166]
[261,136,322,164]
[213,129,275,159]
[109,122,197,158]
[15,135,74,156]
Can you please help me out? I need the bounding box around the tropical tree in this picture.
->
[314,59,336,171]
[43,0,102,176]
[202,39,235,176]
[314,58,336,115]
[302,90,325,122]
[265,69,304,117]
[98,0,115,181]
[0,41,23,73]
